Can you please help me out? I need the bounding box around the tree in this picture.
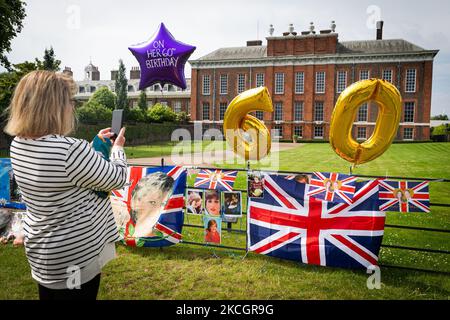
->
[0,61,39,121]
[86,86,116,110]
[127,107,145,122]
[146,103,176,123]
[0,0,27,71]
[431,114,449,120]
[137,90,147,111]
[76,101,112,123]
[175,111,190,124]
[115,59,128,112]
[35,47,61,71]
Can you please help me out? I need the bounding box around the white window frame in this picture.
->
[202,75,211,95]
[295,72,304,94]
[382,69,393,83]
[275,73,285,94]
[256,73,265,87]
[314,102,324,122]
[405,69,416,93]
[294,126,303,138]
[403,127,414,140]
[274,102,283,121]
[404,102,415,123]
[336,71,347,93]
[359,70,370,80]
[173,101,182,113]
[294,101,303,121]
[357,103,368,122]
[237,74,246,94]
[357,127,367,141]
[219,102,227,121]
[202,102,210,120]
[220,74,228,95]
[314,126,324,139]
[315,72,326,94]
[274,125,283,138]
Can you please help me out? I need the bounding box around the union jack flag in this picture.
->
[307,172,356,204]
[110,165,186,247]
[248,175,385,269]
[194,169,238,191]
[378,180,430,213]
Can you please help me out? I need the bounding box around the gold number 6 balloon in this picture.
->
[329,79,402,165]
[223,87,273,160]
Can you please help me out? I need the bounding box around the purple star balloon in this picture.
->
[128,23,196,90]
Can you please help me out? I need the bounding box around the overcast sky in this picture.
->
[4,0,450,115]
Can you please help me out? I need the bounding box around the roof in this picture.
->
[193,39,435,62]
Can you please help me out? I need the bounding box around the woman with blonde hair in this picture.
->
[4,70,127,300]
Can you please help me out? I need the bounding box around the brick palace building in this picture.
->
[189,21,439,141]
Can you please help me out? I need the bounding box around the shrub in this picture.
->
[88,86,116,110]
[127,107,146,123]
[76,101,112,123]
[146,103,176,123]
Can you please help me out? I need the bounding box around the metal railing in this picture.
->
[133,160,450,275]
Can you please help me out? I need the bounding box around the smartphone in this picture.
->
[111,109,124,140]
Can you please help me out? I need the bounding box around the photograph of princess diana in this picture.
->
[221,191,242,217]
[186,189,204,215]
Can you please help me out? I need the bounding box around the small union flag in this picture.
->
[194,169,238,191]
[307,172,356,204]
[378,180,430,213]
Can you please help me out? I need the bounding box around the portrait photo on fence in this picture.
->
[248,171,265,198]
[204,190,221,216]
[221,191,242,217]
[186,189,204,215]
[204,216,222,244]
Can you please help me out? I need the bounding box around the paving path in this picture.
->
[128,142,302,166]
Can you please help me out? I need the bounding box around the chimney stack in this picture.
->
[376,20,384,40]
[130,66,140,80]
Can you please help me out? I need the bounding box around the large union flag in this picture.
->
[378,180,430,213]
[248,174,385,269]
[307,172,356,204]
[110,165,186,247]
[194,169,238,191]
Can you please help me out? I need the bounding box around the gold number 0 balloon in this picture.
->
[330,79,402,165]
[223,87,273,160]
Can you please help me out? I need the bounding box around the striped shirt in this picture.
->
[10,134,127,284]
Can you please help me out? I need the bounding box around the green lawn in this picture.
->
[0,142,449,299]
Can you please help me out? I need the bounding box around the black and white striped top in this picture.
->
[10,134,127,284]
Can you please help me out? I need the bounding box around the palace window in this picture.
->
[382,69,393,83]
[295,72,304,94]
[275,73,285,94]
[237,74,246,94]
[357,127,367,140]
[202,75,211,95]
[405,69,416,93]
[294,126,303,138]
[219,102,227,120]
[314,126,324,139]
[294,102,304,121]
[202,102,210,120]
[256,73,265,87]
[274,125,283,138]
[404,102,415,123]
[357,103,368,122]
[173,101,182,113]
[314,102,324,121]
[274,102,283,121]
[404,127,414,140]
[220,74,228,95]
[315,72,326,93]
[336,71,347,93]
[255,111,264,120]
[359,70,370,80]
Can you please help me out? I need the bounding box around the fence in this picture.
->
[132,160,450,276]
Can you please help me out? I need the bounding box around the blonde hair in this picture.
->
[4,70,77,137]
